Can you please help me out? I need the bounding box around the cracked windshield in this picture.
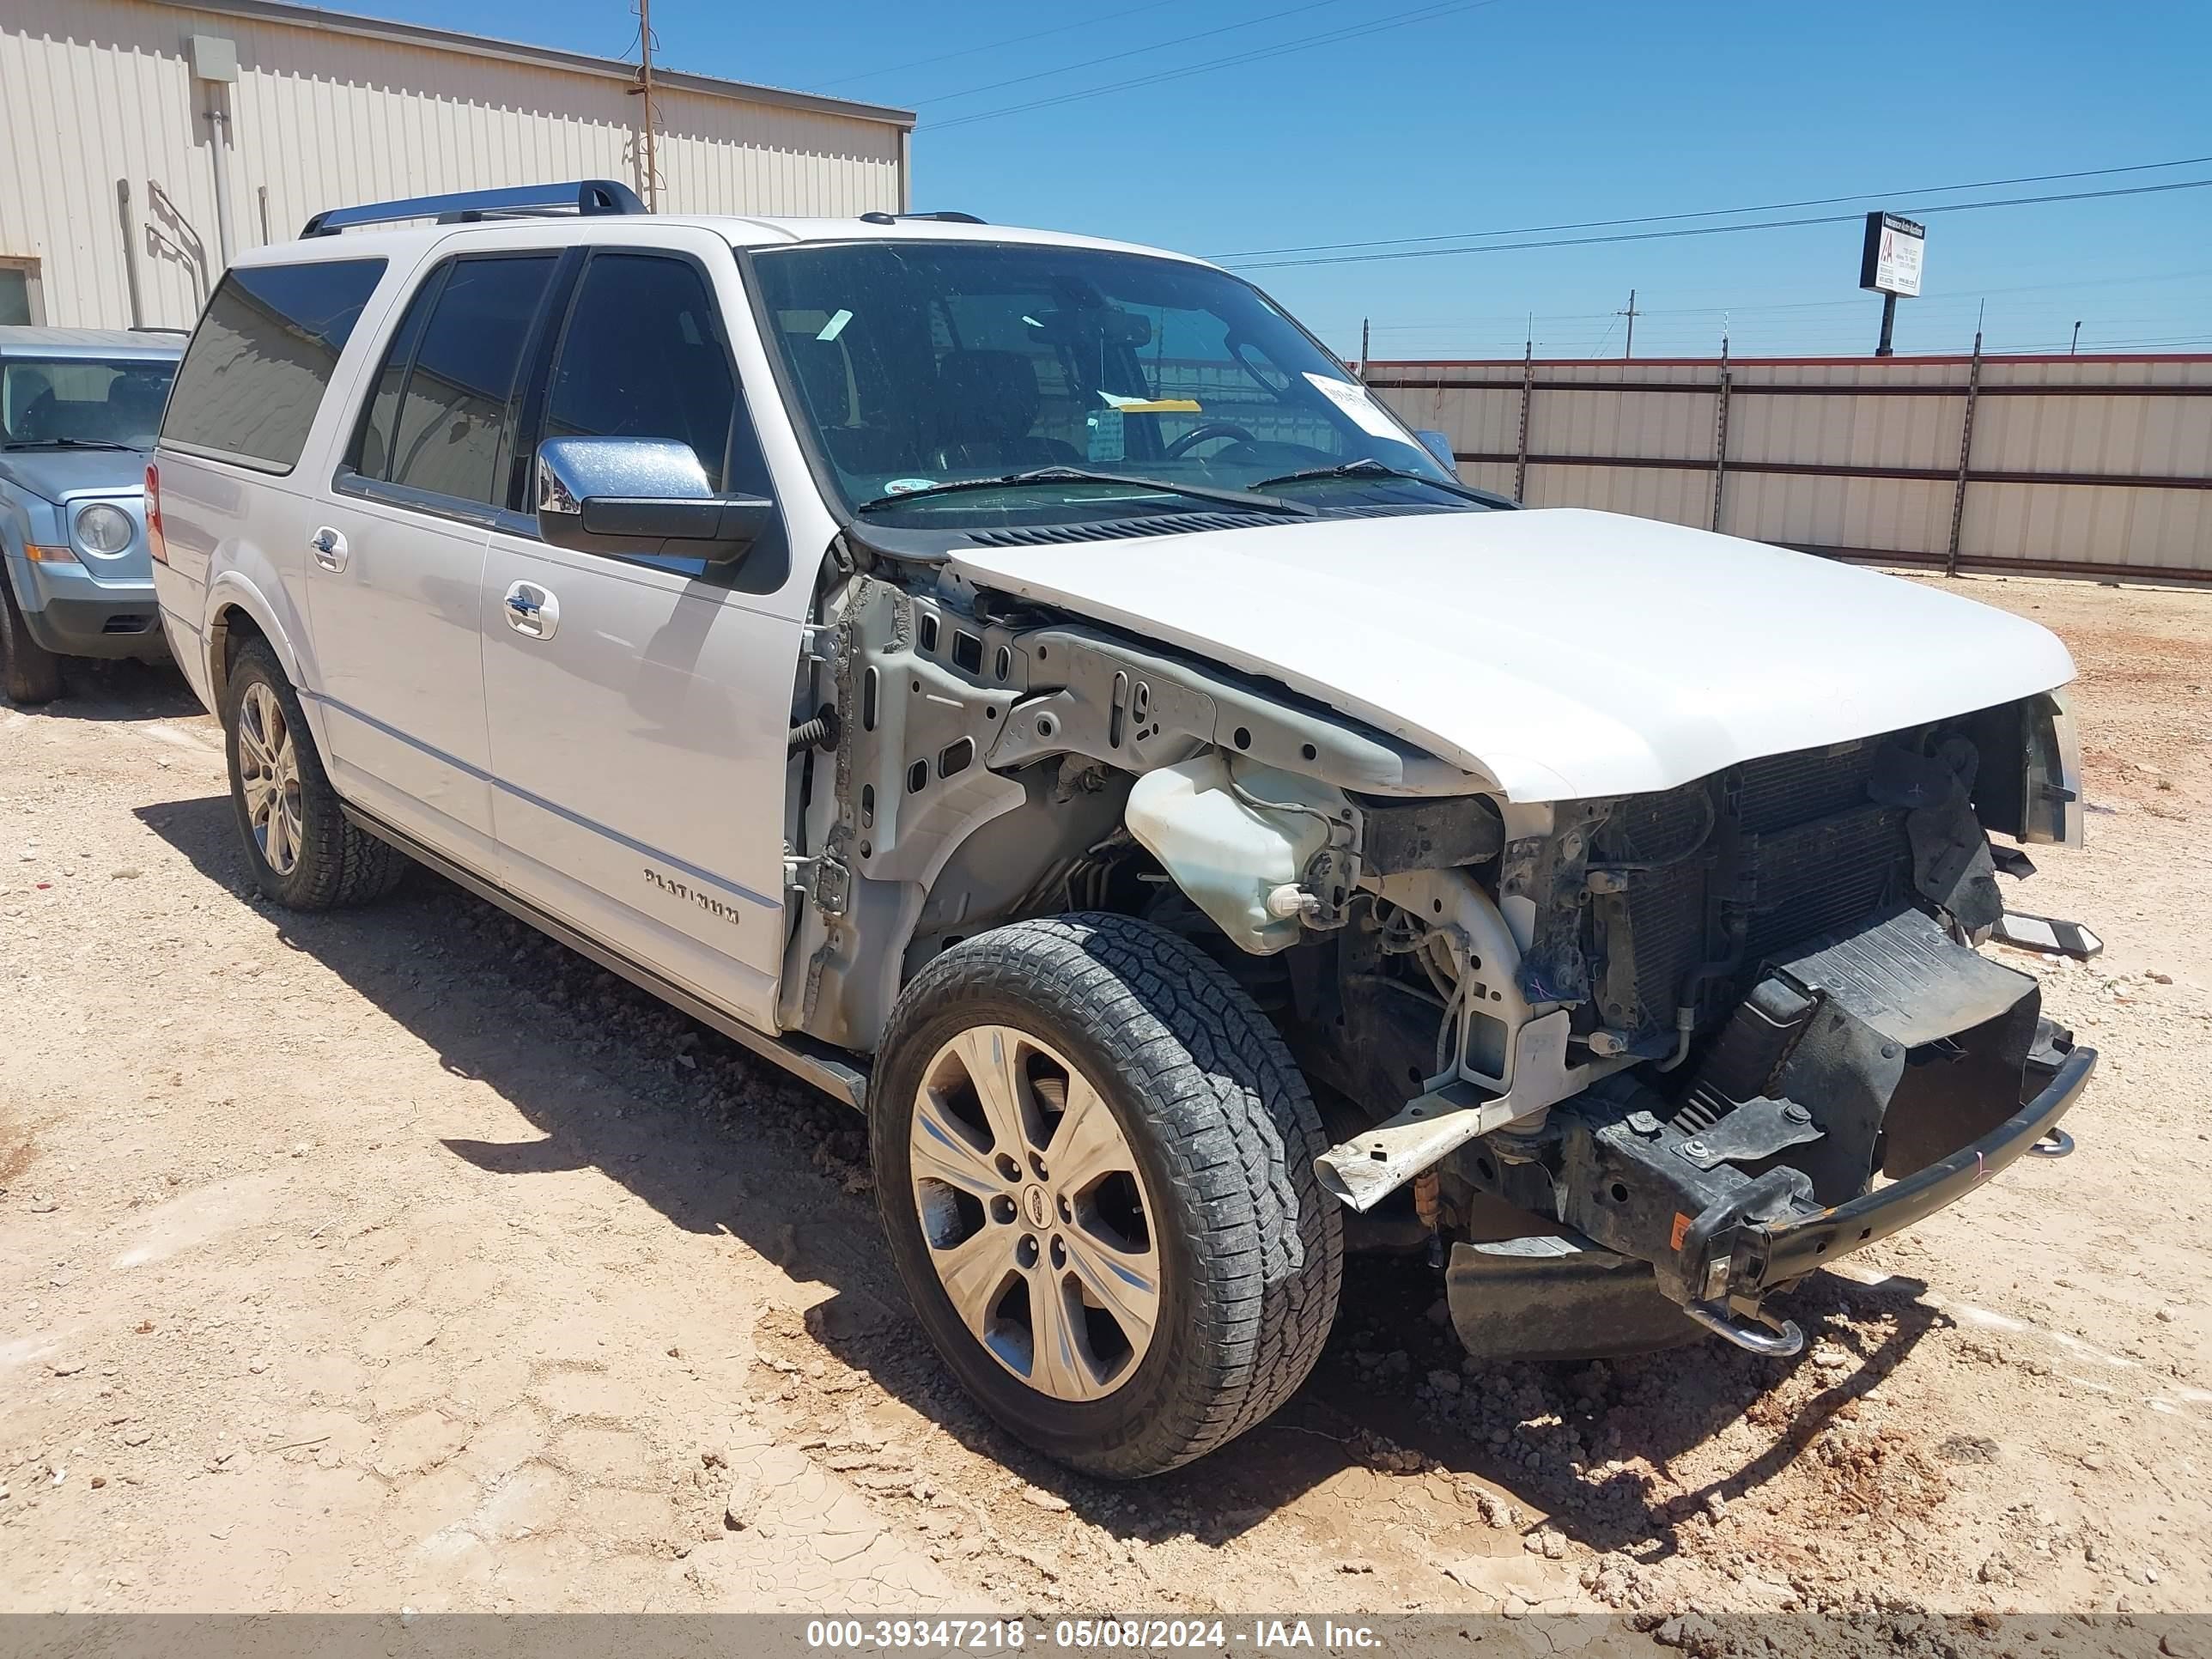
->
[750,240,1480,529]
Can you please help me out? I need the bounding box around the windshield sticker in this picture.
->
[1302,372,1419,448]
[815,308,854,343]
[1086,406,1124,464]
[1098,390,1203,415]
[881,477,937,495]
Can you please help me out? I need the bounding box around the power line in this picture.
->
[1206,154,2212,260]
[1230,178,2212,270]
[931,0,1506,131]
[913,0,1350,106]
[1348,264,2212,334]
[811,0,1188,89]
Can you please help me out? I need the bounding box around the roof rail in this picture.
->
[301,179,647,238]
[858,210,987,226]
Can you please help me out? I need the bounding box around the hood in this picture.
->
[0,447,150,503]
[947,507,2078,802]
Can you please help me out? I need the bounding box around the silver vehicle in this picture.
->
[0,327,182,702]
[152,182,2096,1478]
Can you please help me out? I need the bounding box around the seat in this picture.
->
[784,332,907,475]
[106,374,169,447]
[930,349,1078,472]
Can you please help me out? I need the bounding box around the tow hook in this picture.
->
[1683,1302,1805,1357]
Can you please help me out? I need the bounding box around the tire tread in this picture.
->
[225,641,406,910]
[874,912,1341,1477]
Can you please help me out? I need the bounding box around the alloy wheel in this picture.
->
[236,681,305,876]
[908,1025,1161,1401]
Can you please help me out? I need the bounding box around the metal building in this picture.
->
[0,0,915,331]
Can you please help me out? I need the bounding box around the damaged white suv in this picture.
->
[151,182,2095,1478]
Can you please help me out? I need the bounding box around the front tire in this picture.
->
[0,576,64,704]
[222,641,404,909]
[872,914,1341,1479]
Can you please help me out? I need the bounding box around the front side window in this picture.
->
[749,240,1472,530]
[364,255,557,507]
[543,252,741,489]
[2,357,178,450]
[161,258,385,471]
[531,251,783,586]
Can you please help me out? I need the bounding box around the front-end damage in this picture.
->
[786,550,2095,1365]
[1304,708,2096,1358]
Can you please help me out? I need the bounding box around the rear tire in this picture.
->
[872,913,1341,1478]
[0,576,65,705]
[222,641,405,909]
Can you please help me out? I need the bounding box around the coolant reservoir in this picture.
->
[1125,755,1343,955]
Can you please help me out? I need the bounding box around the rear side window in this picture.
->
[349,255,556,508]
[161,259,385,472]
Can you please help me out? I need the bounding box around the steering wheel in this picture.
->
[1164,422,1258,459]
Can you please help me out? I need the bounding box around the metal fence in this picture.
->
[1365,352,2212,584]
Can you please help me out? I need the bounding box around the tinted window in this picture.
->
[386,256,556,506]
[350,272,437,483]
[543,254,738,489]
[162,259,385,471]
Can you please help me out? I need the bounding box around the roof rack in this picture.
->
[857,210,987,226]
[301,179,647,238]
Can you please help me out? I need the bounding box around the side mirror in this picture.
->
[1415,429,1458,469]
[535,436,773,563]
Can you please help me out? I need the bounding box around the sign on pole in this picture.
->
[1860,212,1927,298]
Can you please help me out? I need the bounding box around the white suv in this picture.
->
[153,180,2097,1478]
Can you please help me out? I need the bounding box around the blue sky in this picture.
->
[368,0,2209,360]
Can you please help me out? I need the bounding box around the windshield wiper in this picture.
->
[1253,458,1505,507]
[2,437,137,452]
[856,465,1315,518]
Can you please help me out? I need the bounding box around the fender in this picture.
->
[201,566,326,753]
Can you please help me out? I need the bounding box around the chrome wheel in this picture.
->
[908,1025,1161,1402]
[236,680,304,876]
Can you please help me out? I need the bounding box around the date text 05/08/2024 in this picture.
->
[804,1620,1384,1651]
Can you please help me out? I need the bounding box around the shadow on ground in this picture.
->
[21,657,203,723]
[138,787,1948,1562]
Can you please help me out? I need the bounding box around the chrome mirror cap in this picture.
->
[536,435,712,522]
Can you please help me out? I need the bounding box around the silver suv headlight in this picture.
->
[75,502,136,555]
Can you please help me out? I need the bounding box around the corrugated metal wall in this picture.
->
[0,0,907,331]
[1370,355,2212,583]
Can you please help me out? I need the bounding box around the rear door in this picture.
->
[306,251,562,872]
[477,232,801,1028]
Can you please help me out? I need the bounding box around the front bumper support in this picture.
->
[1741,1042,2095,1293]
[1442,1044,2096,1364]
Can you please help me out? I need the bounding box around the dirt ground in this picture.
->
[2,572,2207,1632]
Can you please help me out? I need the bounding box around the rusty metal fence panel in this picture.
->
[1367,354,2212,585]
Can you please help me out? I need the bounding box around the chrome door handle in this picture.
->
[309,526,349,572]
[502,580,559,640]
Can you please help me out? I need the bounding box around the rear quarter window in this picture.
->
[161,258,386,473]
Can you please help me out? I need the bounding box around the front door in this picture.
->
[478,240,800,1028]
[305,250,562,872]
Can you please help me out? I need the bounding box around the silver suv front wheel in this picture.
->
[908,1024,1163,1402]
[872,914,1342,1480]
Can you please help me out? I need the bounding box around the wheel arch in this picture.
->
[204,573,311,732]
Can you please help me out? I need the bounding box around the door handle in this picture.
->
[309,526,349,572]
[502,580,560,641]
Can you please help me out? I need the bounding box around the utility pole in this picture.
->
[1618,288,1638,359]
[629,0,660,210]
[2070,320,2082,356]
[1358,317,1370,380]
